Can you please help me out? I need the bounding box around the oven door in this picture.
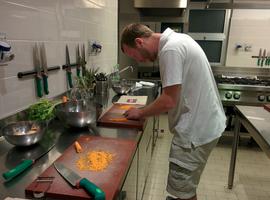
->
[187,9,230,66]
[188,33,227,66]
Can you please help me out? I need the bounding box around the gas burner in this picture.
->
[215,75,270,86]
[215,75,270,105]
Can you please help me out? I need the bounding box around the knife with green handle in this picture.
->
[54,162,105,200]
[2,143,55,181]
[66,45,73,88]
[40,43,49,95]
[33,44,43,97]
[76,45,81,77]
[261,49,266,67]
[266,52,270,66]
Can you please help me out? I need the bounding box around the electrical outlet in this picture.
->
[88,40,102,56]
[235,43,243,51]
[244,44,252,52]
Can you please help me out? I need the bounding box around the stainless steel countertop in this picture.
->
[0,83,160,199]
[235,105,270,147]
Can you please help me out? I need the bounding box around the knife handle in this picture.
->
[76,68,81,77]
[67,71,73,88]
[36,77,43,97]
[43,75,49,95]
[2,159,33,180]
[79,178,105,200]
[257,59,261,66]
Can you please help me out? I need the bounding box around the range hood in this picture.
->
[134,0,187,17]
[134,0,187,8]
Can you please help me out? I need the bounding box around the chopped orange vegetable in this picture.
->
[119,105,134,110]
[62,96,68,103]
[109,117,128,122]
[76,150,114,171]
[74,141,83,153]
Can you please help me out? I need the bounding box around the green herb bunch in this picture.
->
[27,99,56,121]
[76,67,99,90]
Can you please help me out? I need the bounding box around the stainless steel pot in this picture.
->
[55,100,96,128]
[1,121,47,146]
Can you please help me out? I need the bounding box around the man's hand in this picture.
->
[124,107,143,120]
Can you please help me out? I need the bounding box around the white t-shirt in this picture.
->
[159,28,226,148]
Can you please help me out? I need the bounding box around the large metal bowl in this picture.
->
[111,80,133,95]
[55,100,96,128]
[1,121,47,146]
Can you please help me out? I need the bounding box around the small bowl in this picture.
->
[55,100,96,128]
[1,121,47,146]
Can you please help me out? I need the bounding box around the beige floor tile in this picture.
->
[142,114,270,200]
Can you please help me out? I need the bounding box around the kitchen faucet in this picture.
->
[108,65,133,82]
[118,65,133,74]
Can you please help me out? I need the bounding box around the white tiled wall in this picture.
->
[0,0,118,119]
[226,9,270,68]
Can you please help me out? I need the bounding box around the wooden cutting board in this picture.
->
[25,135,137,200]
[97,104,146,130]
[264,104,270,112]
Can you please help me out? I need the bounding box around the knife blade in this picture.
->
[40,43,49,95]
[66,45,73,88]
[33,43,43,97]
[54,162,105,200]
[76,45,81,77]
[261,49,266,67]
[81,44,86,76]
[257,48,262,66]
[3,143,55,181]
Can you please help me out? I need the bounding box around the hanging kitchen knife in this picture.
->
[266,51,270,66]
[81,44,86,76]
[54,162,105,200]
[66,45,73,88]
[33,43,43,97]
[261,49,266,67]
[257,48,262,66]
[2,143,55,181]
[40,43,49,95]
[76,44,81,77]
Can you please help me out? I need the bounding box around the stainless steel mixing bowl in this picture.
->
[1,121,47,146]
[55,100,96,127]
[111,80,133,95]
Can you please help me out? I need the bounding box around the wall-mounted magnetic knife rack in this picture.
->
[17,66,60,78]
[62,61,86,70]
[252,48,270,67]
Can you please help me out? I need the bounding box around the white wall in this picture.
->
[226,9,270,68]
[0,0,118,119]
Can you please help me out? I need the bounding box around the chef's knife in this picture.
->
[40,43,49,95]
[54,162,105,200]
[266,51,270,66]
[66,45,73,88]
[76,45,81,77]
[33,43,43,97]
[81,44,86,76]
[261,49,266,67]
[2,143,55,181]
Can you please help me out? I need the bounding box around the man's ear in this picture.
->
[135,38,143,47]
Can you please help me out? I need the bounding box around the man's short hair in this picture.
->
[121,23,154,51]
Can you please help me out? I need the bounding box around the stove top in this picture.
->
[215,75,270,86]
[215,75,270,105]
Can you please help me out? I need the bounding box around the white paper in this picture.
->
[115,95,148,105]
